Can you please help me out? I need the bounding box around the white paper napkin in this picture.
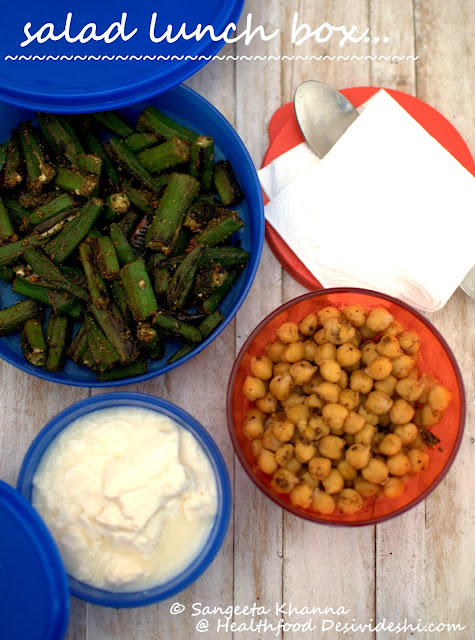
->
[259,89,475,312]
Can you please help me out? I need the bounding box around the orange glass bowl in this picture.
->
[227,288,465,526]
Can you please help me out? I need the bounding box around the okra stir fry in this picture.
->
[242,305,452,516]
[0,107,249,380]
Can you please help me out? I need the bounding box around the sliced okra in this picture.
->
[82,127,120,189]
[97,360,147,382]
[84,312,121,372]
[76,154,103,177]
[45,313,70,372]
[184,194,219,232]
[119,259,158,321]
[0,234,45,268]
[3,131,24,189]
[109,222,137,266]
[93,110,135,138]
[201,270,239,314]
[124,132,159,154]
[20,318,47,367]
[166,244,205,310]
[78,242,110,309]
[37,112,83,164]
[137,106,199,144]
[28,193,75,226]
[106,137,168,194]
[0,299,43,337]
[110,280,134,326]
[152,312,201,344]
[0,197,16,242]
[23,248,89,301]
[193,212,244,247]
[124,185,157,216]
[88,303,140,364]
[90,236,120,280]
[53,167,99,197]
[136,322,165,360]
[213,159,244,206]
[136,137,191,174]
[198,246,250,269]
[18,122,55,193]
[190,136,214,192]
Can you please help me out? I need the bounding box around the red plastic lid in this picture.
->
[262,87,475,291]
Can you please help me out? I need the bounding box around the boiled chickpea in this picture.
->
[324,316,356,345]
[359,324,379,339]
[337,460,358,481]
[382,320,404,337]
[376,334,403,358]
[336,343,362,368]
[314,343,337,365]
[322,468,345,494]
[243,417,265,440]
[354,423,377,446]
[418,373,438,404]
[361,458,388,484]
[396,378,424,402]
[322,403,349,430]
[286,457,303,474]
[262,427,283,452]
[343,411,366,434]
[265,339,286,363]
[315,381,341,403]
[361,341,379,365]
[354,476,380,498]
[366,306,393,332]
[273,361,291,376]
[285,403,310,425]
[275,321,299,344]
[428,385,452,411]
[357,405,379,426]
[345,443,371,469]
[298,313,318,336]
[319,359,342,383]
[350,330,362,348]
[317,306,341,325]
[313,328,328,345]
[300,472,319,489]
[338,369,349,390]
[350,369,374,394]
[365,356,393,380]
[378,433,403,456]
[337,488,364,513]
[289,360,317,385]
[306,393,324,411]
[243,376,266,401]
[275,444,295,467]
[318,435,345,460]
[389,398,415,425]
[269,373,294,402]
[272,418,295,443]
[342,304,368,327]
[398,331,421,355]
[386,452,412,476]
[246,407,266,422]
[255,392,278,414]
[281,392,305,408]
[290,483,313,508]
[365,390,393,414]
[312,489,336,514]
[339,389,360,411]
[392,354,415,379]
[308,416,330,440]
[382,477,405,499]
[408,449,430,474]
[257,448,279,474]
[303,340,317,361]
[271,468,299,493]
[290,443,315,469]
[308,456,332,480]
[374,374,398,396]
[250,355,273,380]
[281,341,305,363]
[420,404,443,426]
[251,438,263,457]
[393,423,418,445]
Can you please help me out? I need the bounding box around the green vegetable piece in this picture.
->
[93,110,135,138]
[12,277,80,317]
[82,128,120,189]
[18,122,55,193]
[0,299,43,337]
[47,290,82,318]
[183,194,218,232]
[3,131,24,189]
[124,132,159,154]
[88,303,140,364]
[3,198,31,231]
[76,154,103,176]
[213,160,244,206]
[79,242,110,309]
[152,312,201,344]
[0,197,16,242]
[44,198,103,264]
[190,136,214,192]
[136,137,191,174]
[0,266,14,282]
[124,186,157,216]
[0,234,44,267]
[29,193,75,226]
[53,167,99,197]
[145,173,200,253]
[84,312,121,372]
[90,236,120,280]
[110,280,134,325]
[107,137,167,194]
[169,227,191,257]
[109,222,137,266]
[166,244,204,309]
[34,209,79,237]
[137,106,199,144]
[166,344,194,365]
[36,112,83,164]
[193,212,244,247]
[66,324,88,365]
[120,259,158,321]
[198,310,224,338]
[97,360,147,382]
[45,313,69,372]
[20,318,47,367]
[23,248,89,301]
[201,270,239,314]
[198,246,250,269]
[136,322,164,360]
[152,267,171,298]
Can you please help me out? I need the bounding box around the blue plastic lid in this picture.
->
[0,480,70,640]
[0,0,244,112]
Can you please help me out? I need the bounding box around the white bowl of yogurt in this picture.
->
[17,392,231,608]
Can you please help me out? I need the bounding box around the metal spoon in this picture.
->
[294,80,359,158]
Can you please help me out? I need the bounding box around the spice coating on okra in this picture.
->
[0,103,249,377]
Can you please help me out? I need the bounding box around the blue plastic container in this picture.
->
[0,0,245,112]
[0,84,264,386]
[17,392,232,607]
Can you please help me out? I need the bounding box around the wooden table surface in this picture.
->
[1,1,473,639]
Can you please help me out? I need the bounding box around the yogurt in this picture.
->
[32,406,218,592]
